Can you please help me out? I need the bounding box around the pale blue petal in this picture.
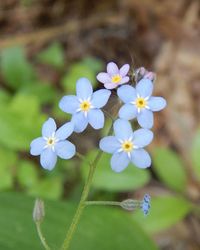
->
[76,78,93,100]
[30,137,45,156]
[136,79,153,97]
[99,136,120,153]
[148,97,167,111]
[113,119,133,140]
[133,129,153,147]
[59,95,79,114]
[55,122,74,140]
[88,109,104,129]
[117,85,136,103]
[71,112,88,133]
[137,109,153,129]
[91,89,111,108]
[107,62,119,75]
[119,104,137,120]
[42,118,56,137]
[40,148,57,170]
[111,152,130,172]
[131,149,151,168]
[55,141,75,159]
[96,73,111,84]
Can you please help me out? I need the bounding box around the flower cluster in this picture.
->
[30,61,166,173]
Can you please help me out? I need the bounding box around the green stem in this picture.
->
[61,124,113,250]
[36,222,51,250]
[85,201,121,206]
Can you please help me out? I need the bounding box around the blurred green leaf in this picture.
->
[20,81,57,105]
[0,90,11,104]
[81,150,150,192]
[82,57,103,72]
[153,148,187,192]
[28,177,63,200]
[17,161,39,189]
[61,57,101,93]
[132,195,191,234]
[0,94,46,150]
[191,129,200,181]
[0,192,158,250]
[0,47,35,90]
[0,147,17,190]
[37,43,64,69]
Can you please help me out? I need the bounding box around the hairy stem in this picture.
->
[85,201,121,206]
[36,222,51,250]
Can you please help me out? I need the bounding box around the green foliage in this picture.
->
[37,43,65,69]
[153,148,187,192]
[61,57,103,93]
[0,193,158,250]
[0,47,35,90]
[0,147,18,190]
[81,150,150,192]
[132,195,192,234]
[191,129,200,181]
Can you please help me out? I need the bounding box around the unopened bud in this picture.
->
[33,198,45,223]
[135,67,156,82]
[120,199,140,211]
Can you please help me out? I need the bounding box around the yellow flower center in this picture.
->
[135,97,147,109]
[80,100,91,112]
[47,137,55,146]
[122,141,133,152]
[111,74,122,84]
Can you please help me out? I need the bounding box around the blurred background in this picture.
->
[0,0,200,249]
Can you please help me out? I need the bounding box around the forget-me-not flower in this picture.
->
[141,194,151,215]
[99,119,153,172]
[30,118,75,170]
[117,79,167,129]
[96,62,130,89]
[59,78,111,133]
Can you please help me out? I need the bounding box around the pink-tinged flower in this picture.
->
[135,67,156,83]
[97,62,130,89]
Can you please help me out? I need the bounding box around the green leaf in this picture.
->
[0,89,11,104]
[0,147,17,190]
[0,47,35,89]
[153,148,187,192]
[17,161,39,189]
[81,150,150,192]
[37,43,64,69]
[61,58,100,94]
[191,129,200,181]
[132,195,191,234]
[0,192,158,250]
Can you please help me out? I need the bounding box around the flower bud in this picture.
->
[120,199,140,211]
[33,198,45,223]
[135,67,156,82]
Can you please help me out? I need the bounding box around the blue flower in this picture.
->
[59,78,111,133]
[141,194,151,216]
[30,118,76,170]
[117,79,167,128]
[99,119,153,172]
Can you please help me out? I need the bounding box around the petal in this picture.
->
[137,109,153,129]
[107,62,119,75]
[55,122,74,140]
[120,76,130,84]
[148,97,167,111]
[136,79,153,97]
[119,64,130,77]
[113,119,133,140]
[71,112,88,133]
[117,85,136,103]
[111,152,130,172]
[91,89,111,108]
[76,78,93,100]
[99,136,120,153]
[59,95,79,114]
[55,141,76,159]
[88,109,104,129]
[42,118,56,137]
[30,137,46,156]
[104,83,117,89]
[40,148,57,170]
[119,104,137,120]
[133,129,153,147]
[131,149,151,168]
[96,73,111,84]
